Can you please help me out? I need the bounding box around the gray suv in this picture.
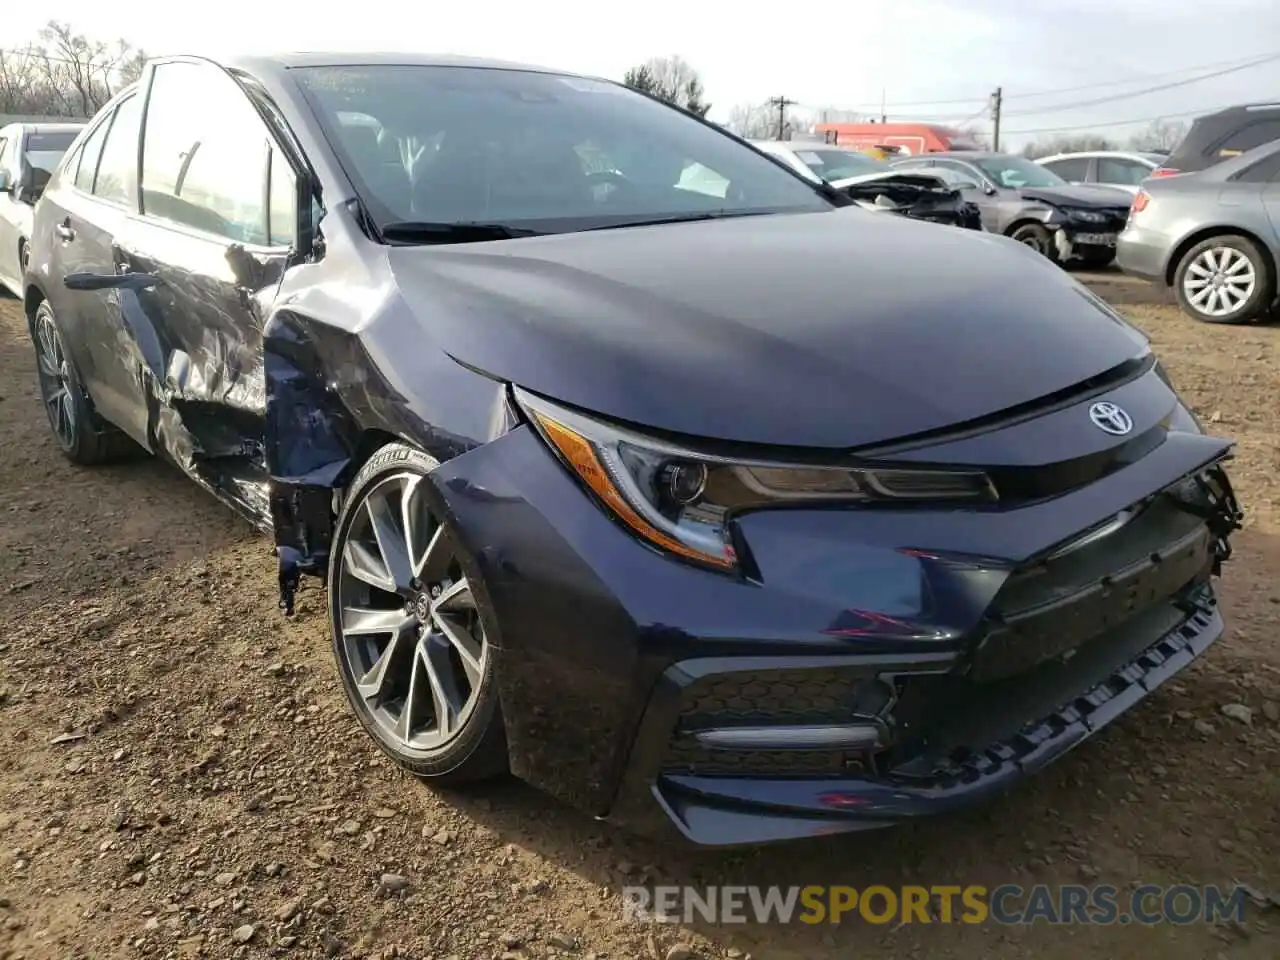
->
[1115,138,1280,324]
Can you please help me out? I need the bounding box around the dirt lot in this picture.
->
[0,273,1277,960]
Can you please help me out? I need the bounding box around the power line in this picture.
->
[1003,52,1280,116]
[1004,103,1238,136]
[792,48,1280,111]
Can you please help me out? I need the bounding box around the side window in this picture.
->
[93,94,142,205]
[73,117,111,193]
[1236,151,1280,183]
[1217,119,1280,158]
[1044,157,1089,181]
[934,161,982,189]
[141,61,271,243]
[1097,158,1149,185]
[266,145,297,246]
[0,137,9,169]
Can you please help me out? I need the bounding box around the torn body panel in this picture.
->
[261,224,517,612]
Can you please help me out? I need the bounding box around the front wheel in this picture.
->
[1173,235,1276,324]
[328,442,508,782]
[1009,222,1059,263]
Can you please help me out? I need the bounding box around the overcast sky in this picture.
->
[8,0,1280,148]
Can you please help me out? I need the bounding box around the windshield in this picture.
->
[24,130,78,175]
[792,148,887,181]
[294,65,832,236]
[972,155,1066,189]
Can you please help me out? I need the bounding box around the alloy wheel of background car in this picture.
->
[1010,223,1058,262]
[1174,235,1274,325]
[19,240,29,275]
[329,442,508,781]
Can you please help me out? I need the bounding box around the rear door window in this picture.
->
[1214,119,1280,160]
[73,117,111,193]
[1043,157,1089,181]
[92,94,142,206]
[1096,157,1150,185]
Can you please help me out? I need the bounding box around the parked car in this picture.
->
[893,151,1134,266]
[828,169,984,230]
[0,120,85,296]
[1036,151,1167,194]
[1116,137,1280,324]
[1154,103,1280,178]
[24,52,1241,846]
[749,139,890,182]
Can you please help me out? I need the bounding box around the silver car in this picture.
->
[1116,138,1280,324]
[0,121,85,296]
[1037,151,1167,195]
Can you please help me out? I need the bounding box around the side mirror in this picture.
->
[983,183,998,196]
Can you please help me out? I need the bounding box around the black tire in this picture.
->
[32,300,137,465]
[328,441,508,783]
[1173,234,1276,325]
[18,239,29,275]
[1009,222,1059,263]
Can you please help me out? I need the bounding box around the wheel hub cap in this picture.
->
[1184,247,1256,318]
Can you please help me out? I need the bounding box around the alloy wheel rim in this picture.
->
[337,471,488,753]
[34,313,76,449]
[1184,247,1256,318]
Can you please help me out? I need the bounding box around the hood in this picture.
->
[1019,183,1133,208]
[387,209,1149,449]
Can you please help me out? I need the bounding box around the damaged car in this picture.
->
[23,53,1242,846]
[828,168,983,230]
[893,151,1134,266]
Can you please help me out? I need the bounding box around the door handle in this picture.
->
[55,219,75,242]
[63,271,162,292]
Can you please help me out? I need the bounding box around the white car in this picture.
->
[749,139,890,183]
[0,121,85,296]
[1035,150,1167,195]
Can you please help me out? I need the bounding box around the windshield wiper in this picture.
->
[380,221,543,244]
[580,210,775,233]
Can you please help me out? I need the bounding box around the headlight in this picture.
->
[1068,209,1107,224]
[516,389,997,572]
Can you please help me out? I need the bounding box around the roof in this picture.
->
[222,50,582,78]
[905,151,1006,160]
[1037,151,1163,162]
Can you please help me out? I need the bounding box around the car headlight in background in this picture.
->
[515,388,997,572]
[1065,209,1108,224]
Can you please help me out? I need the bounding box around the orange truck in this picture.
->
[814,122,983,157]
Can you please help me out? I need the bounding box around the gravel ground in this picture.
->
[0,272,1276,960]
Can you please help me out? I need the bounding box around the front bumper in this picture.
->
[607,589,1223,845]
[432,374,1241,845]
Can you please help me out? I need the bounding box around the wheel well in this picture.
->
[1163,226,1277,286]
[1005,218,1048,237]
[22,282,45,336]
[338,429,403,501]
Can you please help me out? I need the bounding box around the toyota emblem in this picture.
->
[1089,401,1133,436]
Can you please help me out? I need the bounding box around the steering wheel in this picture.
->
[585,170,637,201]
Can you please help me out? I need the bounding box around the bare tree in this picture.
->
[726,101,813,140]
[1125,118,1188,152]
[0,21,145,118]
[623,55,711,117]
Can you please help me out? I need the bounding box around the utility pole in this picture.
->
[767,95,798,140]
[880,87,887,124]
[991,86,1003,151]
